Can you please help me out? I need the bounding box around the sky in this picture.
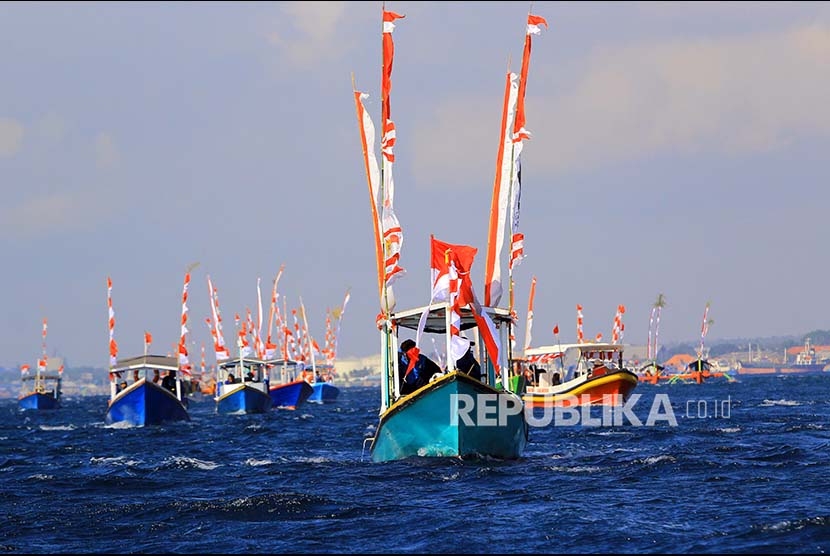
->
[2,2,830,367]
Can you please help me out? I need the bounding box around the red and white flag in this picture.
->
[255,278,265,359]
[107,277,118,368]
[178,272,192,375]
[265,265,285,360]
[576,304,584,344]
[207,277,230,361]
[611,305,625,345]
[421,236,502,375]
[523,276,537,354]
[484,71,520,307]
[20,364,30,375]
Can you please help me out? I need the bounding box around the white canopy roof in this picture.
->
[390,302,512,333]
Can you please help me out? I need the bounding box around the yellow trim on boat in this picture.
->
[379,371,502,422]
[523,371,637,403]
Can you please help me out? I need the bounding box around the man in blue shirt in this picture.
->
[398,339,442,396]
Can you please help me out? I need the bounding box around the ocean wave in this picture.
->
[26,473,54,481]
[546,465,603,473]
[753,515,830,532]
[718,427,741,433]
[639,455,677,465]
[161,456,221,470]
[90,456,142,467]
[102,421,138,429]
[761,399,802,407]
[38,424,76,431]
[244,458,273,467]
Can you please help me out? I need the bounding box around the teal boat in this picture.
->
[369,303,528,462]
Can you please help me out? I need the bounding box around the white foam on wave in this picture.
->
[761,399,802,407]
[39,424,76,431]
[90,455,142,467]
[642,455,676,465]
[547,465,602,473]
[27,473,54,481]
[102,421,138,429]
[244,458,273,467]
[718,427,741,433]
[165,456,221,470]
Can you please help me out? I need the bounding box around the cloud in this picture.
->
[0,192,89,239]
[0,118,24,157]
[266,1,348,65]
[413,23,830,187]
[95,131,120,169]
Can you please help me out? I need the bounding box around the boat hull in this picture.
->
[216,385,272,414]
[523,370,638,408]
[308,382,340,404]
[269,380,313,410]
[737,363,826,376]
[18,392,60,410]
[106,381,189,426]
[370,372,528,463]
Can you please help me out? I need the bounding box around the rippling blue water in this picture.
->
[1,376,829,553]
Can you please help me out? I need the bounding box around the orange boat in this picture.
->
[522,343,638,408]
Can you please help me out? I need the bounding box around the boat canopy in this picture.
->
[526,343,624,357]
[21,374,61,381]
[391,302,512,333]
[112,355,178,372]
[264,358,300,367]
[219,357,268,369]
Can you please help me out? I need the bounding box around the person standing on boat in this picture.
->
[399,339,442,395]
[162,370,177,394]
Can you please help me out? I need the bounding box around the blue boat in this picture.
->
[369,303,528,463]
[215,357,272,414]
[105,355,190,426]
[308,381,340,404]
[265,359,313,409]
[19,389,60,411]
[18,319,62,411]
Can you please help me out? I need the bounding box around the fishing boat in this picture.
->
[19,318,62,410]
[737,338,827,376]
[19,370,62,410]
[266,358,313,410]
[369,303,528,462]
[215,354,272,414]
[522,343,638,408]
[308,364,340,404]
[106,355,189,426]
[638,362,665,385]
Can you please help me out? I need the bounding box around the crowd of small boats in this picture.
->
[15,7,826,466]
[19,268,348,425]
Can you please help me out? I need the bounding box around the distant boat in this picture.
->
[19,318,62,411]
[215,356,272,414]
[307,364,340,404]
[106,355,190,426]
[522,343,638,408]
[737,338,827,376]
[266,358,313,410]
[19,372,62,410]
[369,303,528,463]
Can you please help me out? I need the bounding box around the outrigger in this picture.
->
[522,343,638,408]
[368,303,528,462]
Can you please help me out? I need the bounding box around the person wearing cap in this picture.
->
[398,339,442,396]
